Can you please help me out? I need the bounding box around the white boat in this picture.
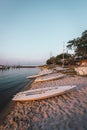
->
[75,67,87,76]
[55,67,68,71]
[12,85,76,101]
[34,74,65,82]
[26,69,53,79]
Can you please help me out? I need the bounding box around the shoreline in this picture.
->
[0,79,35,125]
[0,69,87,130]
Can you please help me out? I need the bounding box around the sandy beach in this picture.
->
[0,71,87,130]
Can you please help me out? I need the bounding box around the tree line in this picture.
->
[46,30,87,65]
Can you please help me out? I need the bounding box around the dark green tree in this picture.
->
[56,53,72,65]
[67,30,87,59]
[46,56,56,65]
[56,53,71,59]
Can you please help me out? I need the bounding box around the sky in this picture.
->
[0,0,87,65]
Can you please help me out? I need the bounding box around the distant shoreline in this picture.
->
[16,65,39,68]
[0,65,41,70]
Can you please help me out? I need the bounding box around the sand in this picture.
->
[0,73,87,130]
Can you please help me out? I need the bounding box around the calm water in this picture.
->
[0,68,40,111]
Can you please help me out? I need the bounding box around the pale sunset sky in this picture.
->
[0,0,87,65]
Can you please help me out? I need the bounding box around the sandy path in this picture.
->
[0,75,87,130]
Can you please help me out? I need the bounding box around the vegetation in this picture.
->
[56,53,72,65]
[46,30,87,66]
[46,53,72,65]
[67,30,87,59]
[46,57,56,65]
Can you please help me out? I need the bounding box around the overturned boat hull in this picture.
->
[12,85,76,101]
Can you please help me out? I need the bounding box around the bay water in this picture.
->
[0,68,40,112]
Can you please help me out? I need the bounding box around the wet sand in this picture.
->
[0,74,87,130]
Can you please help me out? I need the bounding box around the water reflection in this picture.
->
[0,68,40,111]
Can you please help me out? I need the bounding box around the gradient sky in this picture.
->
[0,0,87,65]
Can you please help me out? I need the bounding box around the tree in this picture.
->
[46,56,56,65]
[56,53,72,65]
[67,30,87,59]
[56,53,71,59]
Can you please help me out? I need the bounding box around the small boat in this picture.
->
[34,74,65,83]
[26,69,53,79]
[55,67,69,71]
[75,67,87,76]
[12,85,76,101]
